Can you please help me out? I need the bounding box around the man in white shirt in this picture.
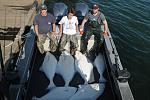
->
[59,8,79,55]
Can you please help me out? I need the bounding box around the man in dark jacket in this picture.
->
[80,4,108,54]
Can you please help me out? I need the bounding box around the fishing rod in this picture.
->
[0,43,5,78]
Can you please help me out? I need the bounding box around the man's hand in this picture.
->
[51,32,56,38]
[58,31,62,35]
[79,28,84,35]
[47,32,56,39]
[37,34,42,42]
[103,31,108,38]
[37,36,40,41]
[79,26,84,35]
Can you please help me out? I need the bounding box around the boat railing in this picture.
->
[104,29,134,100]
[8,27,35,100]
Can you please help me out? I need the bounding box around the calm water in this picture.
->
[102,1,150,100]
[46,0,150,99]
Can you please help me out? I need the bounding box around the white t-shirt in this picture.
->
[59,16,78,35]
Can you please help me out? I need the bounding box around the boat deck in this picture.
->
[25,44,118,100]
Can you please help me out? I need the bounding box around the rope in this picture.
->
[16,32,32,39]
[4,42,13,48]
[3,32,32,49]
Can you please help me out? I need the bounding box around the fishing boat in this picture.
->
[0,3,134,100]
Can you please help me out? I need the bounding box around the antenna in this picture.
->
[0,43,5,77]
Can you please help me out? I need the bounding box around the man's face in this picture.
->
[68,13,74,19]
[92,8,99,14]
[41,9,47,15]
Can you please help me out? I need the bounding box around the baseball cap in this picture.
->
[92,4,99,9]
[40,4,47,10]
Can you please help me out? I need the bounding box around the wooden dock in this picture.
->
[0,0,39,80]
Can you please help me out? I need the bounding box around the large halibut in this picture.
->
[94,53,106,82]
[56,51,75,86]
[75,51,93,84]
[70,83,105,100]
[40,52,57,89]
